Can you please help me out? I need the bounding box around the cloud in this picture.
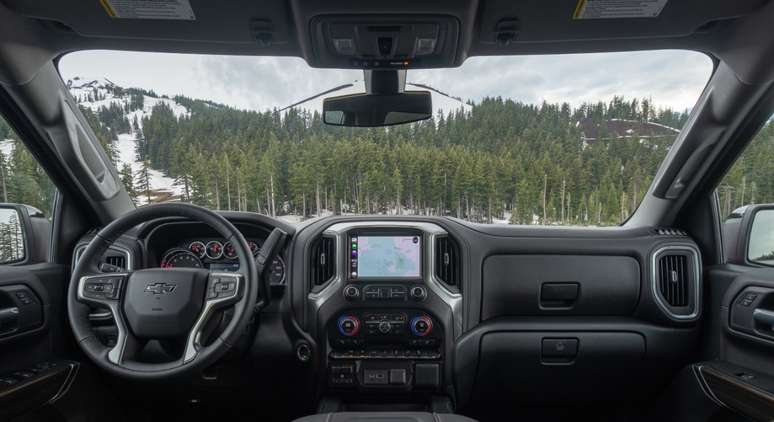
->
[59,49,712,112]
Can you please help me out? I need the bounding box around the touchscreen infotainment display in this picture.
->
[350,235,421,279]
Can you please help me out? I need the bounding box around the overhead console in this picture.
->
[308,15,461,69]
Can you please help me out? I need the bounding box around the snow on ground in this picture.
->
[66,77,191,204]
[114,133,183,205]
[65,76,471,212]
[0,139,14,157]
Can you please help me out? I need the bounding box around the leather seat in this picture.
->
[292,412,478,422]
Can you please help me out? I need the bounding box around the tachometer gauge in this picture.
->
[268,256,286,285]
[205,240,223,259]
[248,241,259,256]
[223,241,237,259]
[188,240,206,258]
[161,249,203,269]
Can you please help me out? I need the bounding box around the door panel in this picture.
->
[701,265,774,421]
[0,263,78,421]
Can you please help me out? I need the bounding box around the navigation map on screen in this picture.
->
[353,235,421,278]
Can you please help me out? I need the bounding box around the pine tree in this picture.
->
[135,159,153,204]
[119,164,136,201]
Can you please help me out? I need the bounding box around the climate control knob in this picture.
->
[410,315,433,337]
[337,315,360,337]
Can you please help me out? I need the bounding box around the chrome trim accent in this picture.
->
[73,243,134,271]
[309,221,463,337]
[74,243,133,321]
[650,244,702,321]
[87,310,113,321]
[48,362,79,404]
[204,240,224,260]
[183,272,244,363]
[77,273,129,365]
[307,233,343,306]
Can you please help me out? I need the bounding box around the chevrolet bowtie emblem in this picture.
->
[144,282,177,295]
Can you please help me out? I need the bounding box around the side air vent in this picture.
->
[658,254,689,306]
[435,235,460,289]
[654,228,687,236]
[104,254,126,270]
[310,235,336,287]
[652,246,700,320]
[73,245,131,271]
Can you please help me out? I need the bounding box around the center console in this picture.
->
[309,222,461,400]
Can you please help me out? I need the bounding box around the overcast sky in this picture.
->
[59,49,712,112]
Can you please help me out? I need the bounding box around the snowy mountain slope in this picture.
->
[64,76,472,209]
[68,77,188,204]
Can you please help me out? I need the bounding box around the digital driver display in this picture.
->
[350,235,421,279]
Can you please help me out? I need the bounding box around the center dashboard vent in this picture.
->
[435,235,460,290]
[653,246,700,320]
[310,235,336,287]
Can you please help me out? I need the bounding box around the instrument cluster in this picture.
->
[160,238,286,285]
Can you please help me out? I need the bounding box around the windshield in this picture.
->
[57,50,712,225]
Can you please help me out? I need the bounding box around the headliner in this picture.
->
[0,0,773,84]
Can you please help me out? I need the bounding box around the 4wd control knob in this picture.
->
[343,285,360,301]
[378,321,392,334]
[337,315,360,337]
[410,286,427,301]
[410,315,433,337]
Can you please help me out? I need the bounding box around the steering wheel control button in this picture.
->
[410,315,433,337]
[410,286,427,301]
[337,315,361,337]
[82,276,123,300]
[207,275,239,299]
[343,285,361,301]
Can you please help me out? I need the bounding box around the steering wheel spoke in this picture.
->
[76,273,139,365]
[183,272,244,363]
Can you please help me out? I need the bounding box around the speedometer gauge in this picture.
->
[161,249,203,269]
[205,240,223,259]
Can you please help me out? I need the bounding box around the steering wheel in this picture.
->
[67,203,272,380]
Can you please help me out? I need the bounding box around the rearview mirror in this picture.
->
[323,91,432,127]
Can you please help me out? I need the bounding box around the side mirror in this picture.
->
[746,207,774,266]
[0,204,47,265]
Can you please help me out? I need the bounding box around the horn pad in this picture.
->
[122,268,208,338]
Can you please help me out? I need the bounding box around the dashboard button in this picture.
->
[410,286,427,301]
[343,285,361,300]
